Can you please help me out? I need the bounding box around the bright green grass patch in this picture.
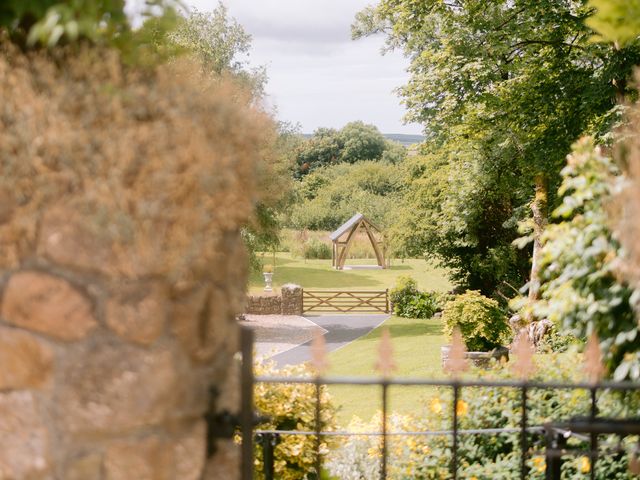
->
[326,315,447,426]
[249,253,452,294]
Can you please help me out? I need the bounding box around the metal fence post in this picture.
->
[241,327,254,480]
[451,383,459,479]
[521,384,528,479]
[258,433,277,480]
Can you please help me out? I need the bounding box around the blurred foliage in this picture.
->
[519,138,640,380]
[327,352,640,479]
[442,290,510,351]
[587,0,640,46]
[253,361,337,480]
[287,160,404,232]
[0,0,185,52]
[295,121,406,176]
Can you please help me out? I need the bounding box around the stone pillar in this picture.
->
[0,227,245,480]
[281,284,303,316]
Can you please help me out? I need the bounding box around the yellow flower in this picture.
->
[430,397,443,414]
[456,399,468,416]
[579,456,591,473]
[532,456,545,473]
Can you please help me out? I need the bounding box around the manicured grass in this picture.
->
[249,253,452,294]
[326,315,446,426]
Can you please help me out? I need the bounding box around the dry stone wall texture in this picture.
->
[0,44,275,480]
[245,284,303,316]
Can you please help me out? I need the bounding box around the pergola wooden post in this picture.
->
[329,213,386,270]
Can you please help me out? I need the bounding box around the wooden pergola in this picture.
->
[329,213,386,270]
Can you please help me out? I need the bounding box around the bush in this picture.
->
[303,238,332,259]
[253,361,336,480]
[442,290,509,351]
[389,276,443,319]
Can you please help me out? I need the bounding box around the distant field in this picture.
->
[248,253,452,294]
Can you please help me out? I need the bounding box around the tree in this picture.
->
[354,0,640,299]
[169,4,267,96]
[338,121,387,164]
[295,121,404,175]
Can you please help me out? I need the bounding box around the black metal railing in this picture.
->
[238,327,640,480]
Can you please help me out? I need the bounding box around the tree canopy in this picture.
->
[355,0,640,297]
[296,121,406,176]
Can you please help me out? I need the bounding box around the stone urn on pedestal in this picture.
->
[263,264,274,292]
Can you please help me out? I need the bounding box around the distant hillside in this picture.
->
[383,133,425,146]
[301,133,425,146]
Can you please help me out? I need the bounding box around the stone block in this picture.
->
[173,421,206,480]
[106,282,166,346]
[55,342,179,436]
[171,285,232,362]
[64,453,103,480]
[244,294,281,315]
[105,436,172,480]
[281,284,303,316]
[38,207,113,274]
[0,391,50,479]
[1,271,97,341]
[0,327,53,390]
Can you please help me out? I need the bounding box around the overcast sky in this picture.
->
[176,1,423,135]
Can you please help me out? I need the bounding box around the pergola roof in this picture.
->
[329,213,385,270]
[329,213,364,241]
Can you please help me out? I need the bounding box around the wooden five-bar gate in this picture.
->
[302,289,389,314]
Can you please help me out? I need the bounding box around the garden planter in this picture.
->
[263,272,274,292]
[440,345,509,369]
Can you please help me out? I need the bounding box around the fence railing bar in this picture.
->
[254,375,640,391]
[254,426,547,437]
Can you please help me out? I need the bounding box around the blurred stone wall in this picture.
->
[0,44,276,480]
[0,235,245,480]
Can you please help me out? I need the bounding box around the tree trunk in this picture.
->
[529,174,548,301]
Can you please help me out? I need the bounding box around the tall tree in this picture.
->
[355,0,640,298]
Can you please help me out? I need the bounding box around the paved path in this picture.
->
[271,314,389,367]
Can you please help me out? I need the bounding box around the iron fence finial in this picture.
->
[511,331,536,380]
[446,328,469,378]
[311,328,329,375]
[584,332,605,384]
[375,327,397,378]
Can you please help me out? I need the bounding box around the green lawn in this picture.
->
[326,315,446,426]
[249,253,452,294]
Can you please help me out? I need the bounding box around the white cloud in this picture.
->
[183,0,423,134]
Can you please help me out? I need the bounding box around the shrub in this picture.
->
[442,290,509,351]
[253,361,336,480]
[303,238,332,260]
[389,276,444,319]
